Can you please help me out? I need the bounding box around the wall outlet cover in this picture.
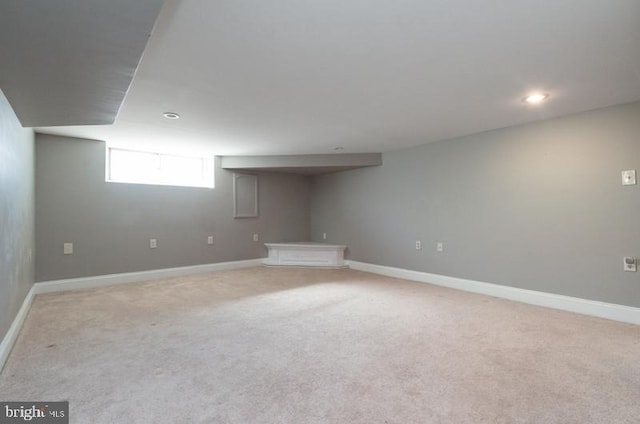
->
[207,236,214,245]
[63,243,73,255]
[624,257,637,272]
[621,170,636,186]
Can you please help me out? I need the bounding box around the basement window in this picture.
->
[106,147,215,188]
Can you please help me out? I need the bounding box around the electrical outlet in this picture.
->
[207,236,214,245]
[322,232,327,240]
[253,234,259,242]
[436,242,444,252]
[63,243,73,255]
[624,257,637,272]
[150,239,157,249]
[621,170,636,186]
[415,240,422,250]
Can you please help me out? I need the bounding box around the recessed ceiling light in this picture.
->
[163,112,180,119]
[522,93,549,104]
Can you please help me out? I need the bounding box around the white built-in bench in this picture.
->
[263,242,348,268]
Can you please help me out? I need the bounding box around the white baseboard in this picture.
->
[3,259,637,373]
[0,286,35,372]
[348,260,640,325]
[1,259,262,373]
[34,258,263,294]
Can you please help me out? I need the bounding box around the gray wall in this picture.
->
[0,89,35,340]
[35,134,310,281]
[311,101,640,307]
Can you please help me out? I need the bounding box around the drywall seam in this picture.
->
[348,261,640,325]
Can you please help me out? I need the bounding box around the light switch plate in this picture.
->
[63,243,73,255]
[207,236,214,245]
[621,170,636,186]
[150,239,157,249]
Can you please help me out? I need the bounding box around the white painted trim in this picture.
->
[3,258,636,372]
[0,286,36,372]
[348,261,640,325]
[34,259,262,294]
[263,242,347,268]
[1,259,262,372]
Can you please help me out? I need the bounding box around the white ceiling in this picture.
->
[0,0,164,127]
[37,0,640,155]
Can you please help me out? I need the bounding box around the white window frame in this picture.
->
[106,147,215,189]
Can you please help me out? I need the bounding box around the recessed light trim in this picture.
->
[522,93,549,104]
[163,112,180,119]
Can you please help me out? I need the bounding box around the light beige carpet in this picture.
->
[0,267,638,423]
